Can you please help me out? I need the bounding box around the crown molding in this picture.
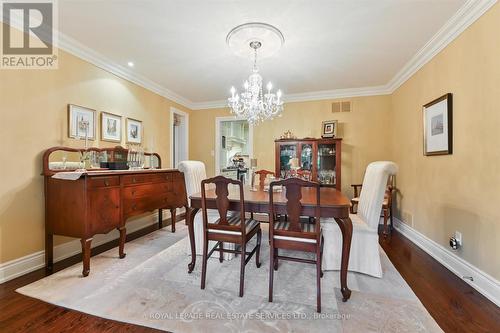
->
[282,85,392,104]
[2,0,497,111]
[386,0,498,92]
[1,13,195,109]
[190,85,391,110]
[58,33,195,109]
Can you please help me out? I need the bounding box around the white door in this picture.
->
[171,108,189,168]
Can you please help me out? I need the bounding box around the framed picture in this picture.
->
[126,118,142,144]
[68,104,96,140]
[423,93,453,156]
[101,112,122,142]
[321,120,338,138]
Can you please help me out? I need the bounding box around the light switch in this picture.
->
[210,150,215,157]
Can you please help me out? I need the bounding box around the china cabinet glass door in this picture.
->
[317,143,336,186]
[278,144,297,179]
[300,143,313,171]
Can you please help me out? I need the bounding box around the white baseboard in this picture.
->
[0,210,179,284]
[393,218,500,307]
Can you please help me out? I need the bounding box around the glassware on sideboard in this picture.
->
[127,145,145,170]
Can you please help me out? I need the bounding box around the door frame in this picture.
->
[170,107,189,168]
[215,116,253,176]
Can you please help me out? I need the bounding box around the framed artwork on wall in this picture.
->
[126,118,143,144]
[321,120,338,138]
[68,104,96,140]
[423,93,453,156]
[101,112,122,142]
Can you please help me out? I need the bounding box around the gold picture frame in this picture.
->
[126,117,143,144]
[68,104,97,140]
[321,120,338,138]
[101,112,122,143]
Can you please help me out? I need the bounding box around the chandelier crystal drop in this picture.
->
[228,41,284,124]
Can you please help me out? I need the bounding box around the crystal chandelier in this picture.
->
[228,41,284,124]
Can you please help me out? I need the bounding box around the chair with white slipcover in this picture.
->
[178,161,233,259]
[320,161,398,278]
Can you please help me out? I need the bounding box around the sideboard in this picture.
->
[42,146,188,276]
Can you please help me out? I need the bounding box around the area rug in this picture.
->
[17,224,442,332]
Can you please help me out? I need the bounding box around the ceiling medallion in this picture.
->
[226,23,285,124]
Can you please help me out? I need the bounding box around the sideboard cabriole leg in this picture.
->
[158,209,163,229]
[80,238,93,277]
[335,217,353,301]
[45,232,53,272]
[187,206,199,273]
[170,208,177,233]
[118,227,126,259]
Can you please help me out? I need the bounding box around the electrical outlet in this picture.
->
[455,231,462,246]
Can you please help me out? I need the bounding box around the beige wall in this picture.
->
[0,28,191,263]
[390,4,500,279]
[190,95,393,195]
[2,3,499,284]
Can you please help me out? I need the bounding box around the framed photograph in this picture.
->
[423,93,453,156]
[126,118,143,144]
[321,120,338,138]
[101,112,122,142]
[68,104,96,140]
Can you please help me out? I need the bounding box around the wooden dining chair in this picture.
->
[200,175,262,297]
[255,169,275,187]
[268,178,324,313]
[296,169,312,181]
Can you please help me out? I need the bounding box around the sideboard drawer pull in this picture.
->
[104,180,110,186]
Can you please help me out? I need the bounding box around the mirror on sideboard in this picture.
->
[43,146,161,174]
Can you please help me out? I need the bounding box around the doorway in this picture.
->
[170,108,189,168]
[215,116,253,182]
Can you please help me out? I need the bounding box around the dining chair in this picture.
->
[255,169,275,187]
[296,169,312,181]
[200,175,262,297]
[350,175,394,236]
[252,169,276,221]
[268,178,324,313]
[321,161,398,278]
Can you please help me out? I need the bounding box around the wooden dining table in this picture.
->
[185,185,353,302]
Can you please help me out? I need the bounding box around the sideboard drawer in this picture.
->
[123,195,170,217]
[122,173,173,185]
[87,176,120,188]
[123,183,171,199]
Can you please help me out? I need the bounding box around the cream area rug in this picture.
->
[17,224,441,332]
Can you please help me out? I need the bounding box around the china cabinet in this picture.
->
[274,138,342,190]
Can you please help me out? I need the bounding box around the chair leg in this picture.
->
[218,242,224,263]
[320,235,324,278]
[201,234,209,290]
[383,208,389,237]
[390,204,394,231]
[269,243,274,303]
[316,241,322,313]
[256,229,262,268]
[273,248,278,271]
[239,242,246,297]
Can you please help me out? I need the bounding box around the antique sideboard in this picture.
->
[42,146,187,276]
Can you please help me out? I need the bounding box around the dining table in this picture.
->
[185,185,353,302]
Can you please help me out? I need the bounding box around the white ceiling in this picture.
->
[57,0,468,106]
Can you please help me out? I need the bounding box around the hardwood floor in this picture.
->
[1,218,499,333]
[379,228,500,333]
